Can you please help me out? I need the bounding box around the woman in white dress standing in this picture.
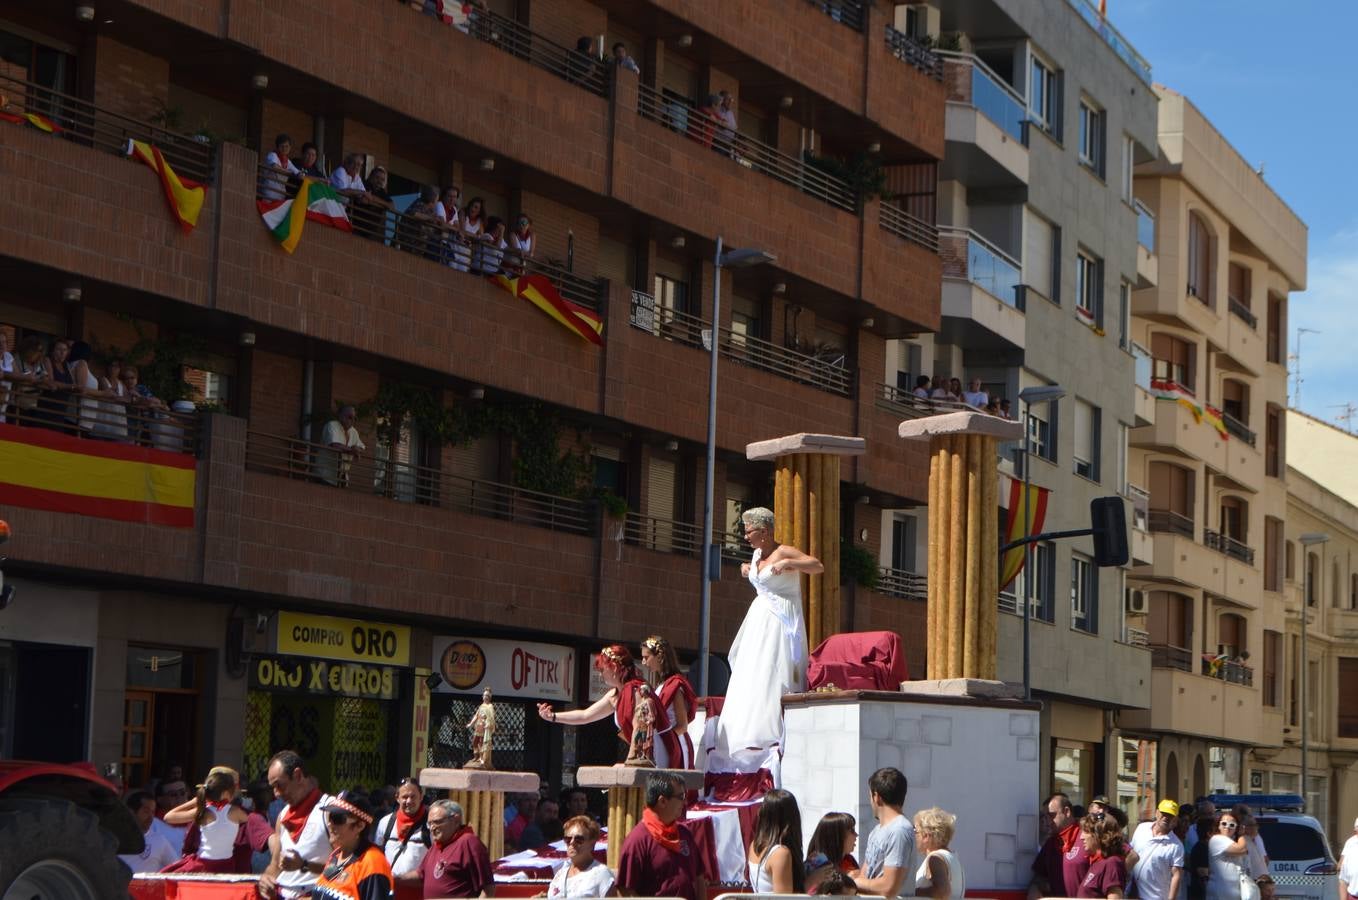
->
[714,506,823,759]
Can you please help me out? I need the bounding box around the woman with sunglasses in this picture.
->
[312,792,394,900]
[1207,813,1252,900]
[544,815,615,898]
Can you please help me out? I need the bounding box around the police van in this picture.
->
[1210,794,1337,900]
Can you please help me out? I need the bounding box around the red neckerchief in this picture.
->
[275,152,290,168]
[438,824,472,850]
[396,805,426,841]
[208,798,231,810]
[1060,822,1082,852]
[280,787,322,841]
[642,807,682,853]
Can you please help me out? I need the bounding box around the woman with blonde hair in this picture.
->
[544,815,615,897]
[913,807,965,899]
[640,635,696,769]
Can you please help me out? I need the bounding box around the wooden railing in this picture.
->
[0,71,215,183]
[244,430,593,534]
[635,82,856,212]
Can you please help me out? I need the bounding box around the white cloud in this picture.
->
[1290,229,1358,430]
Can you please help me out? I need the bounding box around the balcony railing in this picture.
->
[1204,529,1256,565]
[628,291,854,396]
[623,512,746,565]
[1202,656,1254,686]
[875,382,980,419]
[244,430,594,534]
[258,165,605,310]
[1222,411,1256,446]
[938,52,1026,143]
[879,202,939,253]
[1148,509,1194,538]
[1064,0,1153,85]
[1149,644,1192,672]
[0,72,216,183]
[939,227,1023,309]
[635,83,856,212]
[1131,341,1153,391]
[1122,626,1150,647]
[806,0,865,32]
[1135,200,1155,253]
[1126,483,1150,531]
[877,567,927,601]
[1228,296,1258,330]
[885,27,943,80]
[4,391,202,454]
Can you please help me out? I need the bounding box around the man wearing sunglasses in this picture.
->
[1128,800,1186,900]
[421,799,493,898]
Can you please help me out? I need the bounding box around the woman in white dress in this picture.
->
[714,506,823,758]
[545,815,615,898]
[1207,812,1251,900]
[914,807,966,900]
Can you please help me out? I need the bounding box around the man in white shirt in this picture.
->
[852,767,916,899]
[150,778,188,852]
[1337,817,1358,900]
[258,750,334,900]
[329,152,368,199]
[375,779,431,884]
[1128,799,1185,900]
[119,791,178,873]
[963,377,989,408]
[313,406,366,487]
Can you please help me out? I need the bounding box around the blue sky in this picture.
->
[1109,0,1358,430]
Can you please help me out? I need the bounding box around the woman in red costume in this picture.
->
[640,635,697,770]
[536,644,670,764]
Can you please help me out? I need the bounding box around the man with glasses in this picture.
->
[376,779,431,885]
[1128,800,1186,900]
[152,779,190,851]
[259,750,335,900]
[617,773,705,900]
[1029,792,1080,900]
[421,799,493,898]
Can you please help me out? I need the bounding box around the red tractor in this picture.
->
[0,519,139,898]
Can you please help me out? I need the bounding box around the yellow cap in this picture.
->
[1157,799,1180,816]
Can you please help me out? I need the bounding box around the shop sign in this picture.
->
[432,637,574,700]
[410,668,432,779]
[276,611,411,667]
[251,655,399,701]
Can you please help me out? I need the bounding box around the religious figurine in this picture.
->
[623,683,656,767]
[463,688,496,769]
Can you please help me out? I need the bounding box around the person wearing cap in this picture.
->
[1338,817,1358,900]
[312,791,394,900]
[421,799,494,898]
[1128,800,1186,900]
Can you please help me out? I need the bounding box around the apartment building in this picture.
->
[877,0,1159,802]
[1121,88,1306,816]
[0,0,947,785]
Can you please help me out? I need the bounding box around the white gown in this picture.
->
[714,547,808,755]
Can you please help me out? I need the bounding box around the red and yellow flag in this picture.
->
[0,425,196,527]
[0,109,61,132]
[1000,478,1050,591]
[488,273,604,346]
[125,138,206,233]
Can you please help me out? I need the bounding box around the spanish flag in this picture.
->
[0,425,196,528]
[125,139,206,233]
[1000,478,1050,591]
[488,272,604,346]
[0,109,61,133]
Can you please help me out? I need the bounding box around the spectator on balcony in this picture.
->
[396,185,442,261]
[315,405,366,488]
[330,152,368,199]
[355,166,396,243]
[963,378,988,408]
[507,214,534,272]
[121,365,168,448]
[929,376,957,403]
[260,133,300,201]
[435,186,461,229]
[472,217,508,276]
[1000,399,1013,419]
[37,336,77,431]
[612,41,640,74]
[911,375,932,399]
[461,197,486,241]
[0,329,13,424]
[985,398,1001,416]
[67,341,107,437]
[95,357,130,442]
[296,142,326,179]
[9,336,53,425]
[714,91,737,156]
[569,37,598,86]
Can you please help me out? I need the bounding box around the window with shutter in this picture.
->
[1264,517,1282,592]
[644,456,677,551]
[1187,213,1215,306]
[1073,399,1099,481]
[1263,631,1280,707]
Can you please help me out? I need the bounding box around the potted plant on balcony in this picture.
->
[840,538,881,591]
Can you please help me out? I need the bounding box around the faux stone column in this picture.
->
[898,412,1023,681]
[418,769,540,861]
[746,434,866,649]
[576,767,705,869]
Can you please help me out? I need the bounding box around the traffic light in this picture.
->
[1090,496,1129,567]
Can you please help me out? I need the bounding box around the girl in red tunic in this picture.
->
[536,644,669,764]
[641,635,697,770]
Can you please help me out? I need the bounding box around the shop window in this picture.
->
[1053,740,1095,802]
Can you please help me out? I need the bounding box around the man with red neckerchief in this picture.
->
[617,773,706,900]
[421,799,493,898]
[259,750,335,900]
[376,779,431,884]
[1030,792,1082,899]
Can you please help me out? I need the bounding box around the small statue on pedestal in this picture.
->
[463,688,496,770]
[624,683,656,767]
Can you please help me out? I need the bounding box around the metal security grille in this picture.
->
[332,698,390,790]
[241,691,274,782]
[429,700,528,773]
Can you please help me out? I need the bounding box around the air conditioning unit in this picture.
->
[1126,589,1148,614]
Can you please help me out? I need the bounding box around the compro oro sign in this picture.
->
[433,637,575,701]
[277,611,411,667]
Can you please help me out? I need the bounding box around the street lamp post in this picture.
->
[1298,532,1329,813]
[697,237,776,697]
[1017,384,1065,702]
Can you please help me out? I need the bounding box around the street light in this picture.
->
[1298,531,1329,812]
[698,236,776,697]
[1018,384,1066,701]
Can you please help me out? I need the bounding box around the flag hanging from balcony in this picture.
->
[1000,479,1050,591]
[256,177,352,254]
[125,139,206,233]
[0,425,196,528]
[0,108,61,133]
[487,273,604,346]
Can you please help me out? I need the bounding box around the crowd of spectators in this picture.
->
[909,373,1013,418]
